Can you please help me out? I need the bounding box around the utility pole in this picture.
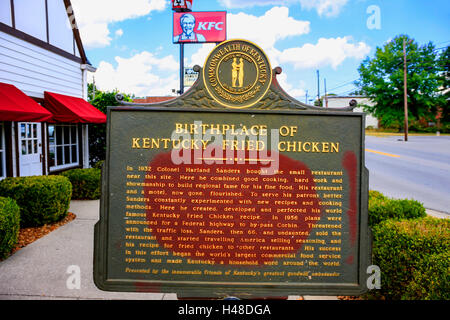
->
[403,38,408,142]
[324,78,328,108]
[317,70,320,104]
[305,90,308,104]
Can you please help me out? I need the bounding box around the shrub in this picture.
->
[0,176,72,227]
[93,160,104,170]
[368,190,386,201]
[440,123,450,133]
[370,217,449,300]
[368,195,426,227]
[404,251,450,300]
[0,197,20,260]
[61,168,101,200]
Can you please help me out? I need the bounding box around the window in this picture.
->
[48,124,79,171]
[0,122,5,179]
[20,123,39,156]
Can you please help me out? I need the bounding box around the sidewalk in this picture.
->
[0,200,174,300]
[0,200,338,300]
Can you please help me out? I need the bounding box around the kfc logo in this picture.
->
[173,12,227,43]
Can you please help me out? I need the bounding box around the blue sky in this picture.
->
[71,0,450,100]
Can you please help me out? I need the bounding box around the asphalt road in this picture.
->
[364,135,450,214]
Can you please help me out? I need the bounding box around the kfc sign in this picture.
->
[173,11,227,43]
[171,0,193,12]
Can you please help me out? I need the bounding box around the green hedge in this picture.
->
[370,217,449,300]
[0,176,72,227]
[61,168,101,200]
[368,191,426,227]
[368,190,386,201]
[404,251,450,300]
[0,197,20,260]
[93,160,104,170]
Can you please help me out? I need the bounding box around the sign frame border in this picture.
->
[93,106,371,298]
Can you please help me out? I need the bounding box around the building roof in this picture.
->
[64,0,90,65]
[326,95,368,99]
[133,97,176,104]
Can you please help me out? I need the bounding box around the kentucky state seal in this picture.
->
[203,39,272,109]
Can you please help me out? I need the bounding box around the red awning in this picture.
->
[44,91,106,123]
[0,82,53,122]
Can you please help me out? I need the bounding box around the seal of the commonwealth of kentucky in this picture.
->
[203,39,272,109]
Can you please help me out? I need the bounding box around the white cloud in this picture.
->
[299,0,348,17]
[187,7,369,99]
[218,0,292,8]
[277,73,306,99]
[278,36,371,70]
[189,43,216,67]
[115,29,124,38]
[71,0,167,48]
[226,7,310,50]
[80,23,111,48]
[218,0,348,17]
[89,51,179,97]
[188,7,309,68]
[188,7,312,99]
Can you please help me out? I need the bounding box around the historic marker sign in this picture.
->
[94,39,371,298]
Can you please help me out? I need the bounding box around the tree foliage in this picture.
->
[356,35,448,129]
[438,46,450,123]
[87,84,133,165]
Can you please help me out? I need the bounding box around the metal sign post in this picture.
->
[179,43,184,95]
[172,0,192,95]
[172,10,227,96]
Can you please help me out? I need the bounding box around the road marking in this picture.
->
[365,149,401,158]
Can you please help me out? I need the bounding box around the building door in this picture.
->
[18,122,42,176]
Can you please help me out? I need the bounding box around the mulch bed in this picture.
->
[337,296,363,300]
[9,212,77,255]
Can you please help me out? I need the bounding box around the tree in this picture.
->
[356,35,447,129]
[87,84,133,165]
[437,46,450,125]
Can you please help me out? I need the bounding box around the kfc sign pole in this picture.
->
[172,1,193,95]
[172,2,226,94]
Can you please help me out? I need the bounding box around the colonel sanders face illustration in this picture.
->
[181,14,195,37]
[174,13,206,42]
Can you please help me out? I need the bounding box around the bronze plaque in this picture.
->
[203,39,272,109]
[94,39,371,298]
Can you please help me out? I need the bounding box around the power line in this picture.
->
[316,42,449,98]
[435,40,450,46]
[327,79,360,92]
[433,46,449,52]
[334,87,358,96]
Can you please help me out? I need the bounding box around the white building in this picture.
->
[326,96,379,128]
[0,0,105,179]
